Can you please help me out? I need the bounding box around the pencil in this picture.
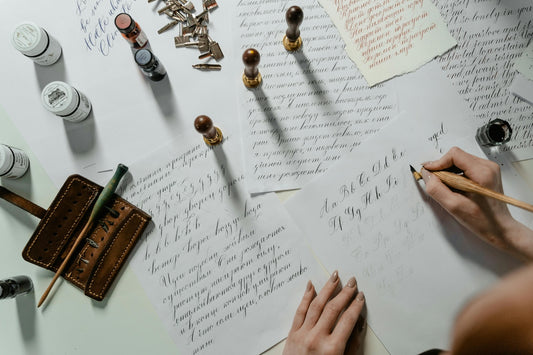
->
[409,165,533,214]
[38,164,129,308]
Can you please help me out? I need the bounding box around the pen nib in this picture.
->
[410,165,422,181]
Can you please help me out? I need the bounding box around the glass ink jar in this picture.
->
[476,119,512,146]
[41,81,92,122]
[0,276,33,299]
[11,22,62,66]
[134,49,167,81]
[0,144,30,179]
[114,13,148,49]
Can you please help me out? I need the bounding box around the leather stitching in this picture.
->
[87,212,147,298]
[25,177,97,268]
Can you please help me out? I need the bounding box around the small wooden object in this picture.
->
[242,48,262,88]
[38,164,129,307]
[283,6,303,51]
[411,166,533,214]
[194,115,223,146]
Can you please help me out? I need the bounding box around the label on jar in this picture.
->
[136,31,148,47]
[64,89,92,122]
[32,33,62,66]
[0,145,29,179]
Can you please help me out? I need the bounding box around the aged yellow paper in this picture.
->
[319,0,457,86]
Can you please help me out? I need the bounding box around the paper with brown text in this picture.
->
[318,0,457,85]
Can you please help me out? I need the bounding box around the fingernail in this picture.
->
[420,168,431,182]
[422,161,434,167]
[306,280,313,292]
[356,292,365,301]
[346,277,356,288]
[330,270,338,282]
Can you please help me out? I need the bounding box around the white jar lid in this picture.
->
[11,22,47,57]
[0,145,14,176]
[41,81,79,116]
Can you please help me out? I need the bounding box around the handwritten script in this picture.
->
[319,0,457,85]
[75,0,137,56]
[435,0,533,159]
[236,0,397,193]
[286,107,520,354]
[120,139,321,355]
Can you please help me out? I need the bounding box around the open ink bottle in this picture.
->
[476,119,512,146]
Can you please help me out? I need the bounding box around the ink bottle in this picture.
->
[0,144,30,179]
[134,49,167,81]
[41,81,92,122]
[11,22,62,66]
[476,119,512,146]
[114,13,148,49]
[0,276,33,299]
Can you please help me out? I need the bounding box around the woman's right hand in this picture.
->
[421,147,533,260]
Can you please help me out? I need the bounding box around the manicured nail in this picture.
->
[330,270,338,282]
[356,292,365,301]
[346,277,356,288]
[420,168,431,182]
[306,280,313,292]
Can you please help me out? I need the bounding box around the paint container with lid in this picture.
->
[11,22,62,66]
[0,144,30,179]
[0,276,33,299]
[41,81,92,122]
[115,13,148,49]
[135,48,167,81]
[476,119,512,146]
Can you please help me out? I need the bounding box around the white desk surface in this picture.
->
[2,102,533,355]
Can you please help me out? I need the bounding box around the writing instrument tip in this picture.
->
[409,165,423,181]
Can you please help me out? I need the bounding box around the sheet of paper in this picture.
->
[0,0,238,187]
[515,40,533,81]
[511,41,533,107]
[510,73,533,107]
[235,0,398,193]
[435,0,533,160]
[318,0,457,86]
[286,63,533,354]
[117,136,324,355]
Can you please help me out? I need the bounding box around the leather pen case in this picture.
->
[0,174,151,301]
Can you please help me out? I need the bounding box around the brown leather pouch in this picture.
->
[0,174,151,301]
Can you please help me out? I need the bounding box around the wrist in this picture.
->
[502,219,533,261]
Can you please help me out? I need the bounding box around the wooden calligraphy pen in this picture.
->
[410,165,533,213]
[38,164,129,307]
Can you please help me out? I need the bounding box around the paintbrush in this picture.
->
[38,164,129,307]
[410,165,533,213]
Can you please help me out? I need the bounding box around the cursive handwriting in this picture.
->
[237,0,396,193]
[435,0,533,157]
[75,0,137,56]
[121,141,317,355]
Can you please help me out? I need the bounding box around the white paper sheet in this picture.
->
[0,0,238,187]
[318,0,457,86]
[515,40,533,81]
[510,41,533,107]
[435,0,533,160]
[286,62,533,354]
[510,73,533,107]
[235,0,398,193]
[118,136,325,355]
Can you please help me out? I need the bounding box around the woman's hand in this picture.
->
[283,271,365,355]
[422,147,533,260]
